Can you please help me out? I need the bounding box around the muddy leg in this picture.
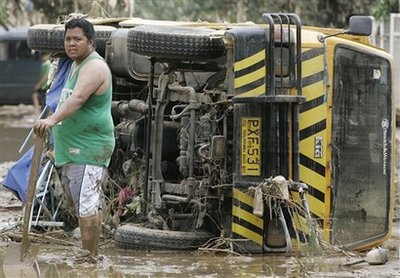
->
[79,214,100,256]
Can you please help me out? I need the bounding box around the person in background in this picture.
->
[33,18,115,260]
[32,52,51,115]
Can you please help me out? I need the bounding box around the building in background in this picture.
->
[372,13,400,107]
[0,26,41,105]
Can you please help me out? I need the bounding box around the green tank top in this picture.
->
[53,53,115,167]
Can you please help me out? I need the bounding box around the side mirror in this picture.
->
[318,15,372,42]
[346,16,372,36]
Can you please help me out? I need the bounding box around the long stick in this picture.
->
[19,105,49,153]
[20,136,43,261]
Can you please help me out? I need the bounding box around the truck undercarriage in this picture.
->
[22,13,394,254]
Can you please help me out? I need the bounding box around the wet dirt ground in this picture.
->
[0,104,399,277]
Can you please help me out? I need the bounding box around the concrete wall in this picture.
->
[372,14,400,104]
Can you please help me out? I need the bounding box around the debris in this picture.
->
[342,248,388,266]
[365,248,388,265]
[252,185,263,217]
[117,187,134,217]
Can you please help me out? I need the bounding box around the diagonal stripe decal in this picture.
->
[299,179,325,203]
[302,47,325,61]
[235,83,265,97]
[232,188,264,246]
[299,46,328,232]
[233,206,264,229]
[233,48,265,97]
[234,49,265,71]
[299,120,326,140]
[232,223,263,245]
[300,95,325,113]
[302,71,324,88]
[300,153,325,177]
[233,188,254,207]
[235,67,266,89]
[235,60,265,78]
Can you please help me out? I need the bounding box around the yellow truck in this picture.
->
[27,13,396,253]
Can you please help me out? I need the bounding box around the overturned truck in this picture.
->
[27,13,396,253]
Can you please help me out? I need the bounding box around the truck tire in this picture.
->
[115,223,213,250]
[127,25,225,60]
[27,24,115,57]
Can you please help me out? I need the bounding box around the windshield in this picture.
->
[331,46,392,246]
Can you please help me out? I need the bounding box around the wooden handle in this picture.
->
[20,136,43,261]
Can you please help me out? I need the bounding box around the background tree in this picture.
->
[131,0,398,27]
[373,0,400,19]
[1,0,398,28]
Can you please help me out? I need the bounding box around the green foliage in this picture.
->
[132,0,237,22]
[0,1,8,24]
[31,0,100,22]
[372,0,400,19]
[22,0,400,27]
[131,0,388,28]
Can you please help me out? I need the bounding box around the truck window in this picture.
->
[331,46,391,246]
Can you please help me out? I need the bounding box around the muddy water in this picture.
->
[0,244,308,277]
[0,105,399,278]
[0,122,31,163]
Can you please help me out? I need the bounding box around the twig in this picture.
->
[35,234,79,246]
[210,183,233,189]
[341,259,365,266]
[99,237,114,247]
[7,232,79,247]
[0,222,20,234]
[198,247,243,256]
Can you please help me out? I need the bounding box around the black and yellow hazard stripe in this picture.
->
[234,49,266,97]
[232,188,264,245]
[225,27,267,98]
[298,47,328,224]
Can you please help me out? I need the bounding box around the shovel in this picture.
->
[3,135,43,271]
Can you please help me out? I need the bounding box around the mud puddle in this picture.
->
[0,240,399,277]
[0,244,357,277]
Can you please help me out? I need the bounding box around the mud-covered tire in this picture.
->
[127,25,225,60]
[115,223,213,250]
[27,24,116,57]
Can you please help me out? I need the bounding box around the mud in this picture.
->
[0,105,399,277]
[0,237,399,277]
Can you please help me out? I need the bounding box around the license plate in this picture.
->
[241,117,261,176]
